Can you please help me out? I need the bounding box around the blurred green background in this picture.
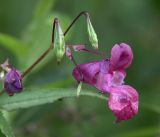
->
[0,0,160,137]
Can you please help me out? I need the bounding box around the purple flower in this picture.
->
[4,68,23,96]
[72,43,139,122]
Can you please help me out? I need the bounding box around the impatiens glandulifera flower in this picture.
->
[72,43,139,122]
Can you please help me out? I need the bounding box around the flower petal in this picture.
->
[109,71,126,87]
[110,43,133,70]
[72,61,101,85]
[73,59,114,93]
[108,85,138,123]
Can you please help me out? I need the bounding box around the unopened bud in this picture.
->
[86,15,98,49]
[54,19,65,62]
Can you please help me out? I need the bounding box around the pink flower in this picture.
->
[110,43,133,71]
[72,43,139,122]
[108,85,138,123]
[72,43,131,93]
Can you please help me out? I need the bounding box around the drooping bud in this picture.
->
[54,18,65,63]
[4,68,23,96]
[1,59,23,96]
[86,14,98,49]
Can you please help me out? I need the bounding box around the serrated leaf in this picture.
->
[0,111,15,137]
[0,88,107,111]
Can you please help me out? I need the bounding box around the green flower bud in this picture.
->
[87,16,98,49]
[54,19,65,62]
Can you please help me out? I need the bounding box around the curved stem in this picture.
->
[22,11,89,78]
[64,11,88,36]
[22,18,57,78]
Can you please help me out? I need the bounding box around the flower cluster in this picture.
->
[0,11,138,123]
[72,43,138,123]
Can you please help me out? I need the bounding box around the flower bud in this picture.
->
[86,15,98,49]
[4,68,23,96]
[1,59,23,96]
[54,19,65,62]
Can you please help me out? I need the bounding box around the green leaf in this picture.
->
[0,33,28,57]
[0,88,107,111]
[0,33,28,67]
[0,111,15,137]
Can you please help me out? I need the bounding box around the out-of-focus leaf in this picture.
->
[33,0,55,20]
[113,126,160,137]
[0,88,107,111]
[141,103,160,114]
[140,89,160,114]
[0,33,28,68]
[0,33,28,57]
[0,111,15,137]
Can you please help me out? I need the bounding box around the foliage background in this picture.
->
[0,0,160,137]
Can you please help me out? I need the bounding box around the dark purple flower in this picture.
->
[72,43,138,122]
[4,68,23,96]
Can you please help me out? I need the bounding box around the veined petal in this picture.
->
[73,59,112,93]
[108,85,138,123]
[109,70,126,87]
[72,61,101,85]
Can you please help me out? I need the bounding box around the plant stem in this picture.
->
[22,11,89,78]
